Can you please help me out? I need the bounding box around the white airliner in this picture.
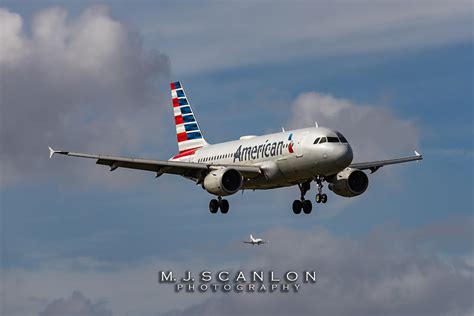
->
[49,81,422,214]
[243,235,268,245]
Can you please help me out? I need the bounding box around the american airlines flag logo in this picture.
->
[170,81,205,153]
[288,133,294,153]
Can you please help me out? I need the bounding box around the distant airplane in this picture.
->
[243,235,268,245]
[49,81,422,214]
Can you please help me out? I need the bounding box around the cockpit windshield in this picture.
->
[314,133,348,144]
[336,132,348,143]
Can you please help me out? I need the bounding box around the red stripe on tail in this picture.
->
[175,115,184,125]
[172,98,180,107]
[177,132,188,142]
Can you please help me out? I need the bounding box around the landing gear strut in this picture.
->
[209,196,229,214]
[293,181,312,214]
[315,176,327,204]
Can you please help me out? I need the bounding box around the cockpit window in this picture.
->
[327,137,339,143]
[319,137,327,144]
[336,132,348,143]
[313,137,320,144]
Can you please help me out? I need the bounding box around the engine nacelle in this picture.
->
[328,168,369,197]
[203,168,243,196]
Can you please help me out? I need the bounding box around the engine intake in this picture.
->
[203,168,243,196]
[328,168,368,197]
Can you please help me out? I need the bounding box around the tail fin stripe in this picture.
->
[177,132,188,142]
[176,90,185,98]
[182,115,195,123]
[172,98,180,107]
[176,124,185,134]
[186,132,202,140]
[180,106,192,114]
[175,115,184,125]
[184,123,199,132]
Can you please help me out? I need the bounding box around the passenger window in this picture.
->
[328,137,339,143]
[319,137,327,143]
[313,137,320,144]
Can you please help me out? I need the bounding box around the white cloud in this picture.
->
[287,91,420,162]
[0,6,170,188]
[165,224,474,316]
[2,220,473,316]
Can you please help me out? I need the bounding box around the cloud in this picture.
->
[0,6,170,188]
[165,224,474,316]
[1,218,472,316]
[287,91,420,162]
[141,0,472,74]
[39,291,112,316]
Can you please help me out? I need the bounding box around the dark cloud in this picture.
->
[164,225,474,316]
[39,291,112,316]
[0,6,170,188]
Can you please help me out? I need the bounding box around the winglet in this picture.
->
[414,150,421,157]
[48,146,56,159]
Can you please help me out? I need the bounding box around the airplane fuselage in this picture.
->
[171,127,353,190]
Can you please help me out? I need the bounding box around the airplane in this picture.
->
[243,235,268,245]
[49,81,422,215]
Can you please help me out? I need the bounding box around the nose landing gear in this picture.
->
[209,196,230,214]
[315,176,328,204]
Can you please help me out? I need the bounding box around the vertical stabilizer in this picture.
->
[170,81,208,153]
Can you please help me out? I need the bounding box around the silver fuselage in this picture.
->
[172,127,353,189]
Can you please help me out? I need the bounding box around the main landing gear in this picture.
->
[292,181,313,214]
[292,177,328,214]
[209,196,229,214]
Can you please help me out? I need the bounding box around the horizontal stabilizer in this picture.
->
[48,146,56,159]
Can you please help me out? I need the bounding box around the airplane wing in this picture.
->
[242,241,253,244]
[349,151,422,174]
[48,147,262,179]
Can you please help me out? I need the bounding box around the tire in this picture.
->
[315,194,321,203]
[321,194,327,203]
[303,200,312,214]
[292,200,302,214]
[209,199,219,213]
[220,199,229,214]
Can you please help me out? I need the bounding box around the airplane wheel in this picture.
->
[220,199,229,214]
[321,194,327,203]
[315,194,322,203]
[303,200,312,214]
[209,199,219,213]
[292,200,302,214]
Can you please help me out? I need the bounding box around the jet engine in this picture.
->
[327,168,368,197]
[203,168,243,196]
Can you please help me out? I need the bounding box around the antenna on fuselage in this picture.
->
[315,121,319,128]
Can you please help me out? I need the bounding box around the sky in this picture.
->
[0,1,473,315]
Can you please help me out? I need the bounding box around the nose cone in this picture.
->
[334,144,353,168]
